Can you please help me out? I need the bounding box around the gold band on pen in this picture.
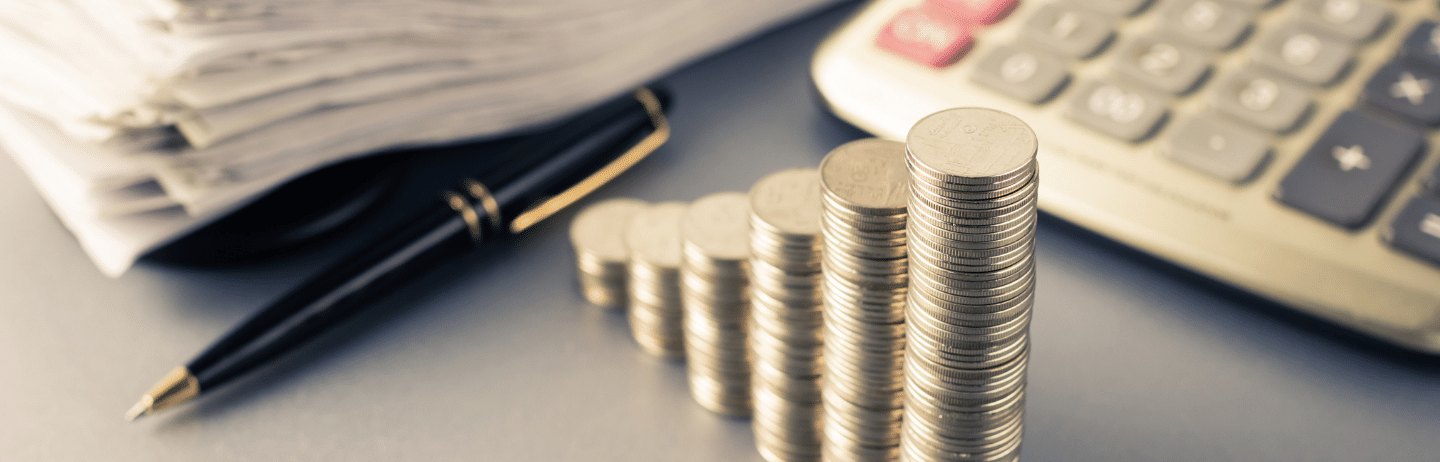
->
[462,178,503,235]
[443,191,484,244]
[508,87,670,233]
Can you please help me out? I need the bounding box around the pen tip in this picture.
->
[124,397,152,421]
[126,366,200,421]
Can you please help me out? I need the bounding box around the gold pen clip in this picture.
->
[507,87,671,234]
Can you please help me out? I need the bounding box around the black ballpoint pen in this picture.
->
[125,87,671,420]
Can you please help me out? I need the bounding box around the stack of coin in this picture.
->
[681,192,754,416]
[626,201,690,360]
[746,169,826,462]
[900,108,1037,462]
[569,198,650,308]
[817,139,910,462]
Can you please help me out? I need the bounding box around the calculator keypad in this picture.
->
[1112,35,1213,94]
[970,44,1070,103]
[1166,113,1272,183]
[1020,4,1116,58]
[1065,79,1169,141]
[1252,23,1355,85]
[1208,67,1313,132]
[1156,0,1253,50]
[1276,111,1424,229]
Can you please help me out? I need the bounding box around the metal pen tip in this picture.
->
[125,366,200,422]
[124,396,153,421]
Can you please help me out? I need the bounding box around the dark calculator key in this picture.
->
[1275,110,1425,228]
[1362,62,1440,125]
[1399,21,1440,72]
[1383,195,1440,267]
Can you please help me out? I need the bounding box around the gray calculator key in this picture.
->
[1166,114,1271,183]
[1158,0,1254,50]
[1208,67,1312,132]
[1275,110,1425,228]
[1295,0,1391,42]
[1113,35,1212,94]
[1020,3,1116,58]
[1066,79,1169,141]
[1384,195,1440,267]
[1400,21,1440,72]
[1227,0,1279,9]
[971,45,1070,103]
[1252,23,1354,85]
[1087,0,1156,16]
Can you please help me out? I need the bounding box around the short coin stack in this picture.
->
[817,139,911,462]
[626,201,691,360]
[900,108,1038,462]
[681,192,755,417]
[569,198,651,308]
[746,169,826,462]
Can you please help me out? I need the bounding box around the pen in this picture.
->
[126,87,671,420]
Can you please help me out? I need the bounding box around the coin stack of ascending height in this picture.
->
[626,201,690,360]
[899,108,1038,462]
[747,169,826,462]
[817,139,910,462]
[569,198,651,308]
[681,192,755,417]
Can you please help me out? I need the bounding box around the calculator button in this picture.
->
[1166,114,1271,183]
[1113,36,1212,94]
[1362,62,1440,125]
[1294,0,1391,42]
[1399,21,1440,71]
[927,0,1018,25]
[875,7,974,67]
[1065,79,1169,141]
[1275,111,1425,228]
[970,45,1070,103]
[1227,0,1279,9]
[1087,0,1156,16]
[1384,196,1440,267]
[1208,67,1312,132]
[1252,23,1354,85]
[1020,4,1116,58]
[1157,0,1253,50]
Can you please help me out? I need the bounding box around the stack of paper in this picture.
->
[0,0,836,276]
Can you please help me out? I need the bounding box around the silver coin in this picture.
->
[569,198,650,308]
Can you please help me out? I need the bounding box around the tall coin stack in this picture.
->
[569,198,650,308]
[626,201,690,360]
[681,192,755,416]
[817,139,910,462]
[900,108,1037,462]
[747,169,826,462]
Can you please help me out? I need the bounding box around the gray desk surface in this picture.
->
[2,4,1438,461]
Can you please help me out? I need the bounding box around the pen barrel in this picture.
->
[189,207,472,388]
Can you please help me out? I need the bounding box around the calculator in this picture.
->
[812,0,1440,353]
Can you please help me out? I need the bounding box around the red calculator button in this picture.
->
[876,7,974,67]
[928,0,1018,25]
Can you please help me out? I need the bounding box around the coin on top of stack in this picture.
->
[626,201,690,360]
[817,138,910,462]
[747,168,826,462]
[681,191,754,417]
[569,198,650,308]
[900,107,1037,462]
